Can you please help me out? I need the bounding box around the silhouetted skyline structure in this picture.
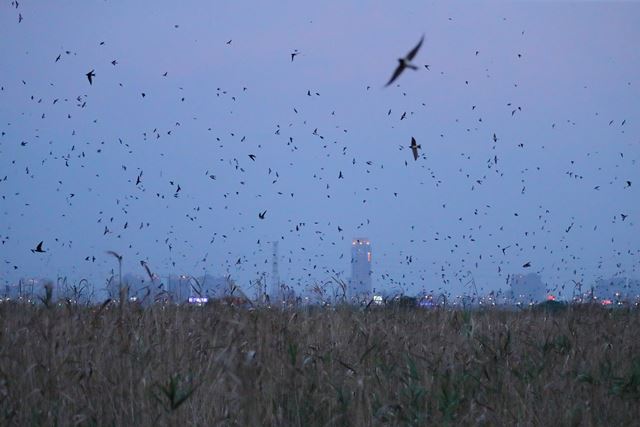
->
[350,238,372,300]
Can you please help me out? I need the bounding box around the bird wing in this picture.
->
[385,62,405,87]
[36,241,43,251]
[412,146,419,160]
[406,35,424,61]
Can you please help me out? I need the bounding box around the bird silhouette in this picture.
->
[385,35,424,87]
[409,137,421,161]
[86,69,95,85]
[31,241,45,253]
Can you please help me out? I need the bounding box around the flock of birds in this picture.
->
[2,2,638,300]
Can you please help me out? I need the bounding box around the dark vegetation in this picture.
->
[0,302,639,425]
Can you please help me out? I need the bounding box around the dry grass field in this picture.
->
[0,302,639,426]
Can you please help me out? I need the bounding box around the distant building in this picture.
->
[195,274,232,299]
[349,237,372,301]
[508,273,546,304]
[109,273,235,304]
[593,277,640,302]
[2,277,56,301]
[165,275,191,301]
[166,274,232,302]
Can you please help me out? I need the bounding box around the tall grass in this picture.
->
[0,303,638,425]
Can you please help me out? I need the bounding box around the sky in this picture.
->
[1,1,639,299]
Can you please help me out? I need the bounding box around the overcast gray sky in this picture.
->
[1,1,638,298]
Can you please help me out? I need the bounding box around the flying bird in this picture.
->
[31,241,45,253]
[385,35,424,87]
[522,261,531,268]
[258,210,267,219]
[409,137,421,161]
[86,69,95,85]
[291,50,299,62]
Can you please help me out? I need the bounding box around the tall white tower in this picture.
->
[350,237,372,301]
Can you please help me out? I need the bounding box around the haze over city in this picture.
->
[1,1,639,299]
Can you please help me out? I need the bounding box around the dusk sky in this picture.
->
[1,1,638,298]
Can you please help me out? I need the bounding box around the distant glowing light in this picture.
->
[189,297,208,304]
[547,295,556,301]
